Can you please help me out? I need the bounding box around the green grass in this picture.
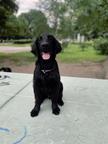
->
[58,43,106,63]
[0,52,35,66]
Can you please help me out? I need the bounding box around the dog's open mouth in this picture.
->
[41,52,51,60]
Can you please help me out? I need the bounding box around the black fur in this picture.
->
[0,67,12,72]
[30,33,64,117]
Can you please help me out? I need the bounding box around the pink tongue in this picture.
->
[42,52,50,60]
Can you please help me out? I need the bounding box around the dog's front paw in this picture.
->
[30,107,40,117]
[52,106,60,115]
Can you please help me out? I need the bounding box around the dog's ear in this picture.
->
[52,35,62,54]
[31,38,39,56]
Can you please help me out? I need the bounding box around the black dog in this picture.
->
[30,33,64,117]
[0,67,12,72]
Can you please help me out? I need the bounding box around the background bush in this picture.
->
[94,38,108,55]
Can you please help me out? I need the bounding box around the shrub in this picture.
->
[80,43,88,51]
[94,38,108,55]
[61,42,68,49]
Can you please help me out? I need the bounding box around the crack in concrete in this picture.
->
[0,80,32,110]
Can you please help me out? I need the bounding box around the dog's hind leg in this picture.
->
[51,84,62,115]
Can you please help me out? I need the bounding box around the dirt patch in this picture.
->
[1,60,107,79]
[59,62,105,79]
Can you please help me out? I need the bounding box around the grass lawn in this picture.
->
[58,43,106,63]
[0,52,35,66]
[0,43,106,66]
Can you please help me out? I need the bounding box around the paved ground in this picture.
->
[0,72,108,144]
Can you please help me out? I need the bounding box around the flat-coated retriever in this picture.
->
[30,33,64,117]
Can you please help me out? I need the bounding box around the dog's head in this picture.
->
[31,33,62,60]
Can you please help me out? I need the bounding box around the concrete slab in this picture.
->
[0,73,108,144]
[0,72,32,109]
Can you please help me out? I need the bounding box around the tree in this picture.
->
[38,0,66,33]
[18,15,31,36]
[19,10,51,38]
[38,0,77,38]
[5,15,30,37]
[2,10,51,38]
[65,0,108,38]
[0,0,18,34]
[4,15,18,36]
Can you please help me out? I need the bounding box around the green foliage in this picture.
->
[38,0,108,38]
[61,42,69,49]
[1,0,108,39]
[0,0,18,12]
[19,10,51,38]
[94,38,108,55]
[0,0,18,32]
[5,14,31,37]
[38,0,69,36]
[65,0,108,38]
[1,9,51,38]
[16,15,30,36]
[5,15,20,36]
